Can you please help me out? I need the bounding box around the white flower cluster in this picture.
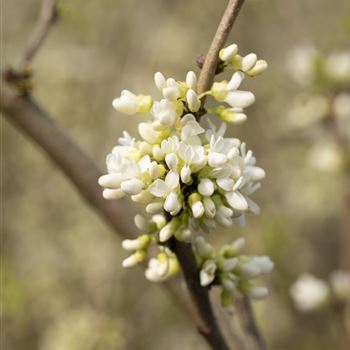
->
[194,236,273,311]
[99,42,271,304]
[290,271,350,312]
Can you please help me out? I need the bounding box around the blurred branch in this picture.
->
[197,0,245,94]
[19,0,58,69]
[0,0,209,346]
[0,79,209,341]
[236,296,267,350]
[328,96,350,350]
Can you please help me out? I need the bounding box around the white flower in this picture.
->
[112,90,152,115]
[145,250,179,282]
[163,78,180,101]
[149,171,181,215]
[290,274,330,312]
[152,99,177,127]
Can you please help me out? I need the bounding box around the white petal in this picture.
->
[138,122,161,144]
[225,91,255,108]
[102,188,125,200]
[154,72,167,90]
[146,201,164,214]
[208,152,227,167]
[165,170,179,189]
[227,71,245,90]
[165,153,178,171]
[164,192,179,213]
[225,191,249,211]
[163,87,179,101]
[242,53,258,72]
[186,71,197,90]
[216,178,234,191]
[198,178,215,196]
[180,166,192,183]
[186,89,201,112]
[98,173,123,189]
[191,201,205,218]
[203,198,216,218]
[120,179,144,195]
[112,97,137,115]
[219,44,238,61]
[149,179,168,197]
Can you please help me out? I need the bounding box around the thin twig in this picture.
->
[170,1,250,348]
[195,0,268,349]
[197,0,245,94]
[236,296,267,350]
[1,1,249,349]
[18,0,58,69]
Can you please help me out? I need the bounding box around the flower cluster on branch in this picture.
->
[99,43,272,309]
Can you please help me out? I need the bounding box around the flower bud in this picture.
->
[219,44,238,61]
[203,197,216,218]
[164,192,180,213]
[98,173,123,189]
[102,188,125,200]
[247,59,268,76]
[134,214,149,231]
[120,178,144,195]
[227,71,245,90]
[198,178,215,196]
[225,91,255,108]
[159,218,180,242]
[180,166,192,184]
[186,71,197,90]
[154,72,167,90]
[122,235,150,251]
[122,250,146,268]
[241,53,258,72]
[186,89,201,112]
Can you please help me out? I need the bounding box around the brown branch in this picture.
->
[18,0,59,69]
[1,1,250,349]
[195,1,268,349]
[236,296,267,350]
[0,81,206,336]
[172,241,231,350]
[197,0,245,94]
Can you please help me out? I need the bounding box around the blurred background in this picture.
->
[3,0,350,349]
